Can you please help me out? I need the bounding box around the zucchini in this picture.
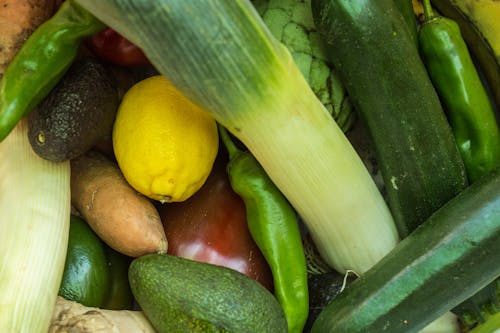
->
[394,0,418,46]
[311,0,468,237]
[310,167,500,333]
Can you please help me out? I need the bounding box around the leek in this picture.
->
[0,119,71,332]
[420,312,461,333]
[75,0,398,274]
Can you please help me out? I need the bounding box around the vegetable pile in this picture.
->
[0,0,499,333]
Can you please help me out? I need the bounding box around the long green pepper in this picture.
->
[0,0,104,141]
[418,0,500,182]
[218,125,309,333]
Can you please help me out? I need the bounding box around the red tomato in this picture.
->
[86,27,150,66]
[157,158,274,291]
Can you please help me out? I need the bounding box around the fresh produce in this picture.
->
[311,167,500,333]
[28,56,119,162]
[219,125,309,333]
[112,75,219,203]
[0,119,71,333]
[0,0,105,141]
[418,0,500,182]
[49,296,156,333]
[251,0,354,131]
[59,214,134,310]
[129,254,288,333]
[70,150,168,257]
[430,0,500,110]
[312,0,468,238]
[344,118,387,199]
[418,2,500,325]
[395,0,419,46]
[0,0,58,76]
[2,1,499,331]
[453,279,500,329]
[158,156,274,291]
[86,27,150,66]
[422,313,462,333]
[102,248,134,310]
[59,215,112,308]
[75,0,399,276]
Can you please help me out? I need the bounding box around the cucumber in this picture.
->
[311,168,500,333]
[129,254,288,333]
[311,0,468,237]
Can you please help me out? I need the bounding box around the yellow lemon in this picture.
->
[112,75,218,203]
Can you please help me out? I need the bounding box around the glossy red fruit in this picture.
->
[86,27,150,67]
[157,159,274,291]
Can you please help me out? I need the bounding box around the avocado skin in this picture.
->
[28,56,119,162]
[129,254,288,333]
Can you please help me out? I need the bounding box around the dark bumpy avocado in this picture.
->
[28,56,119,162]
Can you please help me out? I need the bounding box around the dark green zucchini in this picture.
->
[311,0,468,237]
[310,167,500,333]
[393,0,418,46]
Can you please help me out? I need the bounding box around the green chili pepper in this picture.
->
[418,0,500,182]
[218,125,309,333]
[0,0,105,141]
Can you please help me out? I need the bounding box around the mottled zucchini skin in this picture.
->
[312,0,468,237]
[28,56,119,162]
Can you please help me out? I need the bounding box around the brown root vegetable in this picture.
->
[0,0,57,77]
[49,297,156,333]
[71,150,167,257]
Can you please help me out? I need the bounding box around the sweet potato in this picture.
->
[71,150,167,257]
[50,297,156,333]
[0,0,58,77]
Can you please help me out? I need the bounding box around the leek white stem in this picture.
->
[420,312,461,333]
[75,0,399,273]
[0,119,71,332]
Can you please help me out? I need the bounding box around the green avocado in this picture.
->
[129,254,288,333]
[28,56,119,162]
[59,215,111,308]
